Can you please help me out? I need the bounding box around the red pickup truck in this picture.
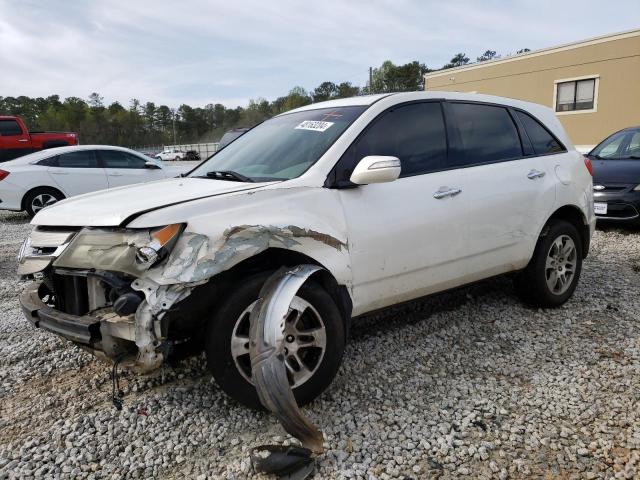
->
[0,116,79,162]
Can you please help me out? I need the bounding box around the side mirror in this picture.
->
[349,156,401,185]
[145,161,161,169]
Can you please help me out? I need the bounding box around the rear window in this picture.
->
[450,103,522,166]
[516,111,564,155]
[57,151,98,168]
[0,119,23,136]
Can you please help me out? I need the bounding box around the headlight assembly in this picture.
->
[53,224,185,276]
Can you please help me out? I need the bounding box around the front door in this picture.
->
[0,118,31,161]
[334,101,468,315]
[98,150,166,188]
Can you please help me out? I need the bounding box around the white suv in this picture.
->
[18,92,595,408]
[155,149,184,161]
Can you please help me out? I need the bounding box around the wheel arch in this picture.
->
[168,247,353,341]
[542,205,590,258]
[21,185,66,211]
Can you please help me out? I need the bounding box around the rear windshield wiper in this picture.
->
[203,170,254,182]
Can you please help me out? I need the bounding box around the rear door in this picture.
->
[47,150,108,195]
[445,102,558,277]
[0,118,31,161]
[98,150,166,187]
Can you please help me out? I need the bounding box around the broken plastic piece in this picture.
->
[249,265,325,454]
[250,445,314,479]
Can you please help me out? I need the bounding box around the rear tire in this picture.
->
[514,219,583,307]
[205,271,345,409]
[23,187,65,217]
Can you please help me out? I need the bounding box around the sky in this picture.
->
[1,0,638,109]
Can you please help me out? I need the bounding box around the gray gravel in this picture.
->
[1,210,639,479]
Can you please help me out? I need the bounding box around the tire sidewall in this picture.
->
[205,272,345,409]
[529,220,583,306]
[24,188,64,217]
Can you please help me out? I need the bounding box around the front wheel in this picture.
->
[205,272,345,409]
[514,219,583,307]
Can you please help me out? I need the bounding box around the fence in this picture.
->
[133,142,220,160]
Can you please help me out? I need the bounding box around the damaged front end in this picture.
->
[18,221,349,375]
[18,223,187,372]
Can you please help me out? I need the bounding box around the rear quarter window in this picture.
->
[516,111,565,155]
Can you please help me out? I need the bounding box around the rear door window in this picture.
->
[449,103,522,166]
[515,111,564,155]
[0,119,23,136]
[57,151,99,168]
[341,102,448,178]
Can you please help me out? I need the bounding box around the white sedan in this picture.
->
[0,145,190,216]
[155,149,185,161]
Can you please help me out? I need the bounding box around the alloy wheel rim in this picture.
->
[230,295,327,388]
[31,194,58,213]
[545,234,577,295]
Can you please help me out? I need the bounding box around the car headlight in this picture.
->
[634,185,640,191]
[53,224,184,276]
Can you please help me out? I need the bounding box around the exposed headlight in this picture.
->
[53,224,184,276]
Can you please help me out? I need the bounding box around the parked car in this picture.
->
[17,92,594,409]
[155,149,185,161]
[586,126,640,223]
[218,128,250,148]
[184,150,201,161]
[0,116,79,162]
[0,145,190,216]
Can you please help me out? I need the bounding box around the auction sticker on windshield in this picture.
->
[295,120,334,132]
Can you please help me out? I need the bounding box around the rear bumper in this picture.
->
[594,191,640,222]
[20,282,101,346]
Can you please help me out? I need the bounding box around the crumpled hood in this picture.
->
[31,177,278,227]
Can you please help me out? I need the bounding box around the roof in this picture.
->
[424,28,640,79]
[0,145,142,166]
[284,94,392,114]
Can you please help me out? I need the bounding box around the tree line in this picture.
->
[0,49,528,147]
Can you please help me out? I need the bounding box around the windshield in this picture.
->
[189,106,366,181]
[590,130,640,160]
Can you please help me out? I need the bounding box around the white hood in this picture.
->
[31,177,278,227]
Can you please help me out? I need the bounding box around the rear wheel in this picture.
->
[514,219,583,307]
[23,187,65,217]
[205,271,345,409]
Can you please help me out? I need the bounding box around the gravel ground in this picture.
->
[1,210,639,479]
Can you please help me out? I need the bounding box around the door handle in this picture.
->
[50,171,68,175]
[18,139,28,142]
[109,172,123,176]
[433,187,462,199]
[527,169,546,179]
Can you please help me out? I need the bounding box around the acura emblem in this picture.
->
[593,185,605,191]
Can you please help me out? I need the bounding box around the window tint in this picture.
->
[100,150,147,168]
[343,102,447,178]
[0,119,23,136]
[516,111,564,155]
[450,103,522,165]
[37,156,58,166]
[57,151,98,168]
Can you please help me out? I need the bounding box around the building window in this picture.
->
[554,76,598,113]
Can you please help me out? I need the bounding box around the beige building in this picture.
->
[424,29,640,152]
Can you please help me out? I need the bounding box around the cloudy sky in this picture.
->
[1,0,638,108]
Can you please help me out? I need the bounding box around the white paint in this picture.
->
[0,145,190,212]
[29,91,594,318]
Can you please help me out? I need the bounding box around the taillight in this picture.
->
[583,156,593,176]
[0,169,9,181]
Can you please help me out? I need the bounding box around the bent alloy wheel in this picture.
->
[514,219,583,307]
[205,271,345,409]
[231,296,327,388]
